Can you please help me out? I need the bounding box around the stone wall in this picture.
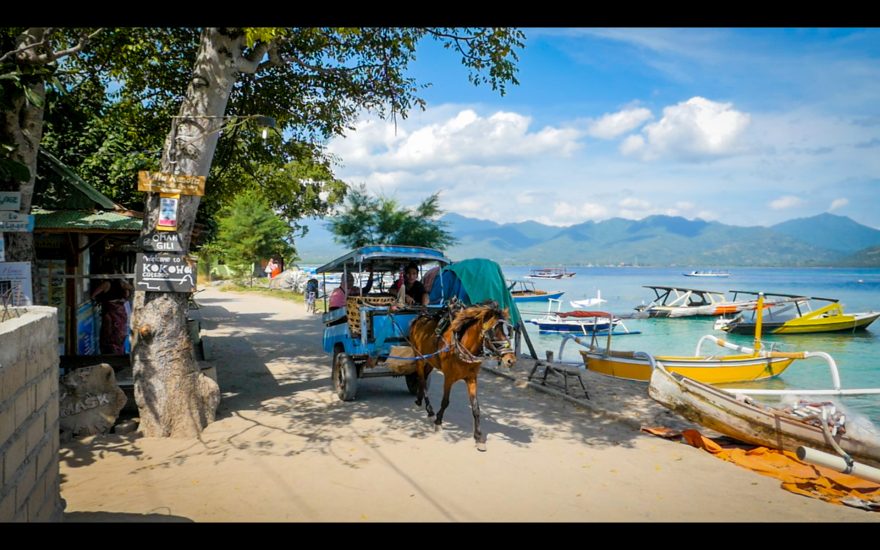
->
[0,306,63,522]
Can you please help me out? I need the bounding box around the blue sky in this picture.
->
[325,28,880,229]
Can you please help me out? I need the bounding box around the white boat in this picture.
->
[570,290,606,309]
[524,267,576,279]
[528,299,638,335]
[683,270,730,278]
[634,285,754,318]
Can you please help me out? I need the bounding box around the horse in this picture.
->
[407,300,516,451]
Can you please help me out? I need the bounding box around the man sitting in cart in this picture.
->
[390,262,428,306]
[328,270,374,310]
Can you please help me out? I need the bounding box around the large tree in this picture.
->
[329,184,457,249]
[1,28,100,299]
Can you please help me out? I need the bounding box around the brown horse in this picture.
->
[407,300,516,451]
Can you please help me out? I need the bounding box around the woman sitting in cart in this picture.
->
[390,262,428,306]
[328,270,374,310]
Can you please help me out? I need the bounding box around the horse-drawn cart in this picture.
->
[318,245,452,401]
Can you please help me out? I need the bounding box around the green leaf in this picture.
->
[0,157,31,182]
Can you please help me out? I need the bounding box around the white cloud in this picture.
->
[588,108,653,139]
[620,134,646,155]
[829,198,849,211]
[329,108,583,174]
[621,97,751,161]
[535,201,609,226]
[619,197,651,209]
[769,195,805,210]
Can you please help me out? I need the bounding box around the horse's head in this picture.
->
[449,301,516,368]
[483,306,516,368]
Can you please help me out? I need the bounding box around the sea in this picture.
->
[504,266,880,425]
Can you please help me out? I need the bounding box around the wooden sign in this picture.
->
[138,171,206,196]
[140,231,183,252]
[0,212,34,232]
[135,252,196,293]
[0,192,21,211]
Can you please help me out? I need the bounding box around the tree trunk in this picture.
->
[1,28,47,303]
[132,29,245,437]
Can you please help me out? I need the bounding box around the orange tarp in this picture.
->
[644,427,880,510]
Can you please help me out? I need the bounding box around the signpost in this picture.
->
[0,212,35,232]
[140,231,183,252]
[135,252,196,293]
[0,192,21,211]
[137,171,205,196]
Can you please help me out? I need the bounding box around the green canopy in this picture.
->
[445,258,521,325]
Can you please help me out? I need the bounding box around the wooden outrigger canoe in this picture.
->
[648,363,880,469]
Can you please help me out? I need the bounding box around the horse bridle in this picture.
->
[482,318,514,359]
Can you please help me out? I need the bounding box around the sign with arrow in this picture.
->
[135,252,196,293]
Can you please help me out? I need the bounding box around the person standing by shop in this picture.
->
[90,263,133,355]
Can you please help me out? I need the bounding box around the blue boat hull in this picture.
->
[512,291,565,303]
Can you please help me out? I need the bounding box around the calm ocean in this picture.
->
[504,266,880,424]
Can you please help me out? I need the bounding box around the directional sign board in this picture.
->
[140,231,183,252]
[138,171,205,196]
[0,192,21,211]
[0,212,34,232]
[135,252,196,293]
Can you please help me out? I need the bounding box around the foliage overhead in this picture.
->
[35,27,524,242]
[328,184,457,250]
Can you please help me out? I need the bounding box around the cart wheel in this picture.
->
[405,372,430,396]
[333,352,358,401]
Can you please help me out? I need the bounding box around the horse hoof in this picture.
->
[475,441,487,452]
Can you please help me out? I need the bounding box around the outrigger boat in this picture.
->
[635,285,753,318]
[648,361,880,469]
[578,295,803,383]
[524,267,576,279]
[683,270,730,278]
[716,291,880,334]
[507,279,564,303]
[527,300,639,336]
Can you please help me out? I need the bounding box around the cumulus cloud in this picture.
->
[329,108,583,174]
[621,96,750,161]
[587,107,653,139]
[619,197,651,209]
[829,198,849,211]
[535,201,609,226]
[769,195,805,210]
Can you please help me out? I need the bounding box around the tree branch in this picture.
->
[48,28,104,62]
[234,41,270,74]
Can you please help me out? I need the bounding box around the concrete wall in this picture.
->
[0,306,63,522]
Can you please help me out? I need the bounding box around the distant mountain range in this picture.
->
[293,212,880,267]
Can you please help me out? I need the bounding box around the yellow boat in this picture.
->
[578,296,804,383]
[718,291,880,334]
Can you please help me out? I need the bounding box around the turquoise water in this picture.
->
[504,266,880,424]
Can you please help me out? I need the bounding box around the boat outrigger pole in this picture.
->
[754,292,764,353]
